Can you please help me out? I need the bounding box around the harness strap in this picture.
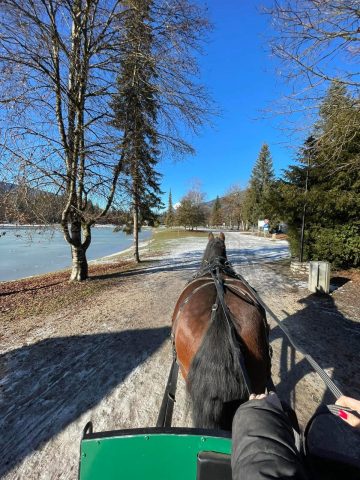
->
[233,272,343,400]
[225,283,258,307]
[172,281,214,335]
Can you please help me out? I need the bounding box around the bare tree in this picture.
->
[265,0,360,146]
[0,0,124,280]
[176,183,206,230]
[268,1,360,92]
[222,185,245,230]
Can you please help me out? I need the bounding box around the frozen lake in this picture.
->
[0,226,152,282]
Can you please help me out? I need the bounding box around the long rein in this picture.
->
[160,258,346,429]
[177,257,344,401]
[209,259,344,402]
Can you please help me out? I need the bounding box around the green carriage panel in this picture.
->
[79,427,231,480]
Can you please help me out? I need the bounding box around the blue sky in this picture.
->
[159,1,298,205]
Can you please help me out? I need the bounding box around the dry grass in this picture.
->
[145,228,208,255]
[0,261,135,322]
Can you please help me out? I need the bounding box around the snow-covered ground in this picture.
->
[140,231,290,282]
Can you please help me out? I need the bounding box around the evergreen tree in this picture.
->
[111,0,162,262]
[316,81,360,175]
[210,196,222,226]
[165,190,175,227]
[243,144,275,226]
[278,136,317,259]
[110,0,212,262]
[278,83,360,266]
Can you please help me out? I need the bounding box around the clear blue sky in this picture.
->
[159,1,298,206]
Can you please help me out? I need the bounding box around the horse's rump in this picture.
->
[172,272,271,430]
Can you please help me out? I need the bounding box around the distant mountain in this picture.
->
[203,198,218,208]
[0,182,55,197]
[202,196,226,209]
[174,197,224,210]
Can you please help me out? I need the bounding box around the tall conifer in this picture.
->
[211,196,222,226]
[166,190,175,227]
[111,0,162,262]
[244,144,275,225]
[278,82,360,266]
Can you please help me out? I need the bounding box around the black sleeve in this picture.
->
[231,398,308,480]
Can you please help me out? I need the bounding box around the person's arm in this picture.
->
[231,393,308,480]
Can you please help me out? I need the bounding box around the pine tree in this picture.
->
[211,196,222,227]
[165,190,175,228]
[316,81,360,176]
[244,144,275,226]
[278,136,316,259]
[111,0,162,262]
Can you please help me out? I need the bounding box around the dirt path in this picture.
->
[1,232,359,479]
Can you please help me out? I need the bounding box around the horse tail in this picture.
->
[187,306,248,431]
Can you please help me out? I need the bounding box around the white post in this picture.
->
[308,261,330,294]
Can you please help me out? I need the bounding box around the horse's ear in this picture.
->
[219,232,225,242]
[208,232,214,240]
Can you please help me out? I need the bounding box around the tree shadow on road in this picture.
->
[0,326,170,477]
[271,293,360,418]
[227,245,289,265]
[91,253,204,281]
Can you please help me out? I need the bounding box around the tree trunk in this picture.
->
[70,245,88,281]
[69,220,89,281]
[133,206,140,263]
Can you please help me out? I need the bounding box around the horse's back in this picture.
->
[172,278,217,377]
[172,273,270,391]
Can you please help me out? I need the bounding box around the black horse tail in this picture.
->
[187,307,248,431]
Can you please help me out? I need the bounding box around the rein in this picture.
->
[219,261,344,401]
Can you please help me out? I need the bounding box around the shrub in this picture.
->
[287,223,360,268]
[309,223,360,268]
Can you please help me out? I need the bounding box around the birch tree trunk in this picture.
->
[69,220,90,281]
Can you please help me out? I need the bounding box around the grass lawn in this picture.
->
[147,228,209,255]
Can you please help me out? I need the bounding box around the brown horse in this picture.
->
[172,232,272,430]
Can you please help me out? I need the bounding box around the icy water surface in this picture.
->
[0,226,152,281]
